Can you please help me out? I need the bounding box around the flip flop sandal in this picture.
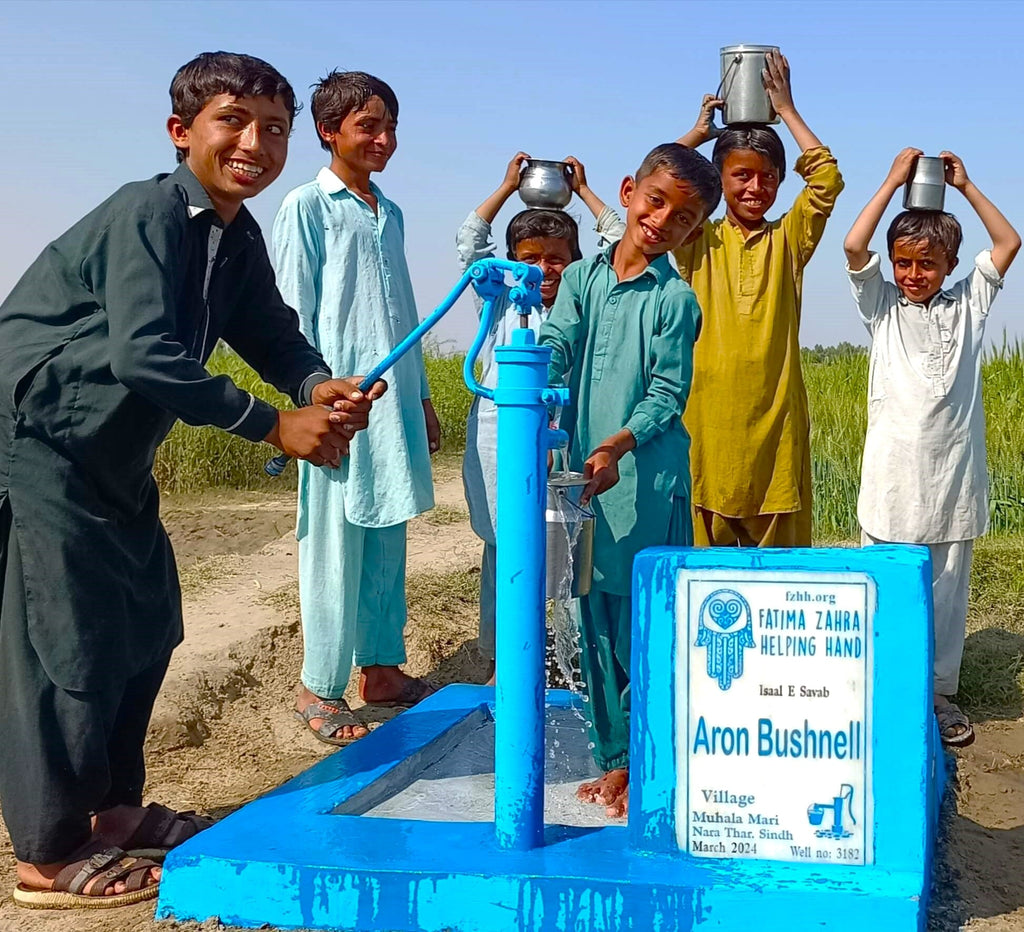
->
[294,698,366,746]
[13,844,160,910]
[370,677,436,709]
[114,802,213,860]
[936,702,975,748]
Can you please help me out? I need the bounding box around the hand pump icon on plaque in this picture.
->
[807,784,857,840]
[695,588,754,690]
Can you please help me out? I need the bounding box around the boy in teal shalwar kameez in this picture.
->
[540,144,721,818]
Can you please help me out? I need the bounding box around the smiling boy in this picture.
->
[844,148,1020,748]
[457,152,624,683]
[676,51,843,548]
[274,71,436,745]
[540,143,721,817]
[0,51,378,908]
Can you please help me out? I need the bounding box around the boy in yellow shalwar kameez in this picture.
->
[675,50,843,547]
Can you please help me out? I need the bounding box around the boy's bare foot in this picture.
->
[576,768,629,814]
[295,685,369,742]
[359,665,434,707]
[606,785,629,818]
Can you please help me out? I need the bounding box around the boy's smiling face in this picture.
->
[620,168,706,256]
[891,237,958,304]
[514,236,574,307]
[721,148,780,227]
[319,95,397,176]
[168,93,290,221]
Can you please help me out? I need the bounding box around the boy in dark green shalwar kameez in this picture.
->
[0,52,381,908]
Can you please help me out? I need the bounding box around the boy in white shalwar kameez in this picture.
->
[844,148,1020,748]
[456,153,624,683]
[274,71,436,744]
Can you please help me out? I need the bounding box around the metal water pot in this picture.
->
[519,159,573,210]
[545,473,594,599]
[719,44,780,125]
[903,156,946,211]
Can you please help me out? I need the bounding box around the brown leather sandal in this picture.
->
[113,802,213,859]
[13,843,160,910]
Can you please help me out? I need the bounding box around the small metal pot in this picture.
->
[546,473,594,599]
[903,156,946,211]
[519,159,573,210]
[719,44,780,126]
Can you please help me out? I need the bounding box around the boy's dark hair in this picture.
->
[711,125,787,184]
[169,52,298,163]
[505,210,583,262]
[886,210,963,264]
[636,143,723,219]
[311,70,399,151]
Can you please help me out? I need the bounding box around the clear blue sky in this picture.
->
[2,0,1022,351]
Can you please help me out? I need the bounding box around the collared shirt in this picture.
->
[849,250,1002,543]
[273,167,433,530]
[539,245,700,595]
[455,206,625,543]
[673,146,844,517]
[0,162,330,691]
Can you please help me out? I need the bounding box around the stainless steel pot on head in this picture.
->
[903,156,946,211]
[518,159,573,210]
[719,44,781,126]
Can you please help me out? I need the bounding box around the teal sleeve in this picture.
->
[624,289,700,447]
[538,264,584,385]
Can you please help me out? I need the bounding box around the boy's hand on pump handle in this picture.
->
[264,377,387,468]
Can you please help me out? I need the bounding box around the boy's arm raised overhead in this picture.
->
[456,153,528,275]
[564,156,625,245]
[844,149,921,271]
[769,51,843,267]
[763,51,821,154]
[676,94,724,149]
[942,151,1021,277]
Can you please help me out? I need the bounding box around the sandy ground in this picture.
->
[0,465,1022,931]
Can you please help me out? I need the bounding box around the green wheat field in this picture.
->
[155,341,1024,717]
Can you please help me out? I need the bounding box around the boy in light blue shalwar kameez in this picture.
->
[274,71,436,745]
[456,153,624,680]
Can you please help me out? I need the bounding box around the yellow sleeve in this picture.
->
[782,146,844,270]
[672,220,712,284]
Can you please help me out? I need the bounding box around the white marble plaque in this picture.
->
[675,569,874,865]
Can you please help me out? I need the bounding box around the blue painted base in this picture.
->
[157,686,934,931]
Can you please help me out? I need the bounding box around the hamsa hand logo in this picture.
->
[695,588,754,690]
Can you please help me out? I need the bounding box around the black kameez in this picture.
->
[0,164,330,860]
